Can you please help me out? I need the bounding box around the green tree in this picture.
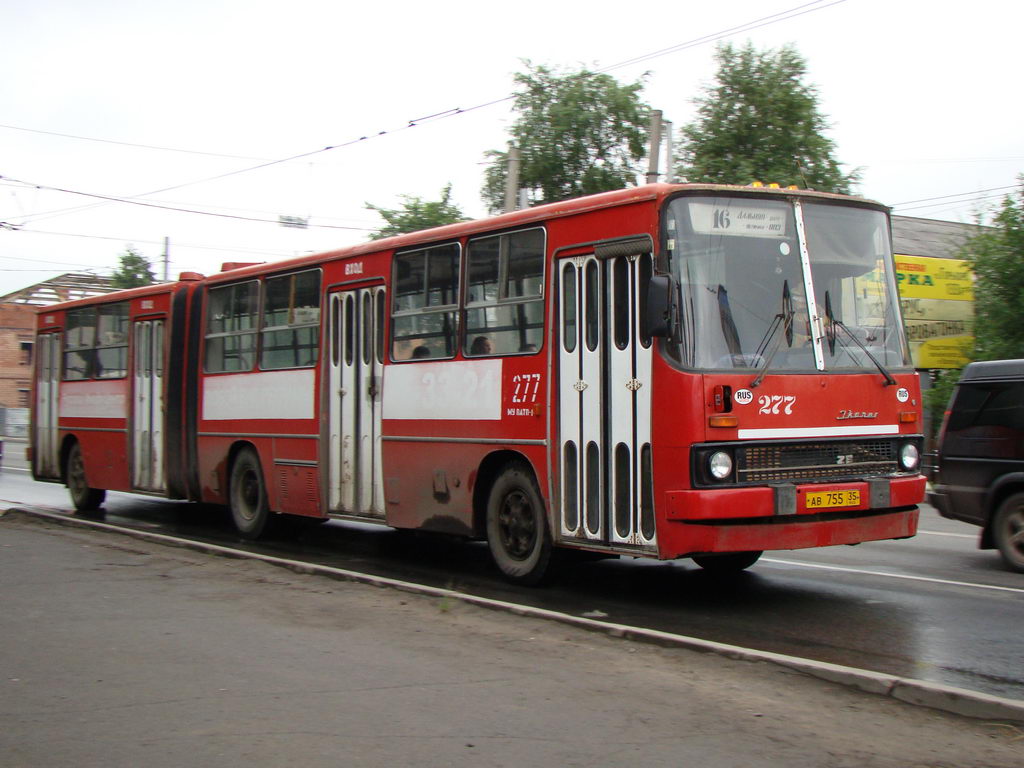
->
[110,246,156,288]
[966,179,1024,360]
[923,178,1024,432]
[482,62,649,214]
[677,43,857,193]
[366,184,468,240]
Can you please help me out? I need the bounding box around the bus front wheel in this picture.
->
[230,448,271,539]
[66,442,106,512]
[486,462,552,586]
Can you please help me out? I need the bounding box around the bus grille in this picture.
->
[736,439,898,484]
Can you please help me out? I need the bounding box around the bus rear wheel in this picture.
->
[66,442,106,512]
[692,551,763,573]
[486,462,552,586]
[230,448,272,539]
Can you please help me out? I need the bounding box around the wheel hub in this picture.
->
[499,490,537,561]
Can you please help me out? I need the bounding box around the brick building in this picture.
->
[0,302,37,409]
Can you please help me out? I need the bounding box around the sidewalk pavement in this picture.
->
[1,509,1022,768]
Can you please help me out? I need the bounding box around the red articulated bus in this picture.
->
[30,183,926,584]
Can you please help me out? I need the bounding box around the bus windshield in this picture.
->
[661,195,911,373]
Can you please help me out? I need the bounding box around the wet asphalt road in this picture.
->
[2,463,1022,702]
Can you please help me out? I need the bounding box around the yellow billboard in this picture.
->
[894,255,974,369]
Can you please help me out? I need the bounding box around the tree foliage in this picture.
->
[677,43,857,193]
[366,184,468,240]
[482,62,649,214]
[110,246,156,289]
[966,179,1024,359]
[923,178,1024,432]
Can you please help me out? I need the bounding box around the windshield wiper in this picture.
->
[750,281,794,388]
[824,291,897,386]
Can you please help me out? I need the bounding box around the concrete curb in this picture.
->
[6,505,1024,724]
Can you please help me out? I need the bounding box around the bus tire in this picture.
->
[992,493,1024,573]
[486,462,552,586]
[230,448,272,540]
[692,551,763,573]
[66,441,106,512]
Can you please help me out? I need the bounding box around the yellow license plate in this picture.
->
[805,489,861,509]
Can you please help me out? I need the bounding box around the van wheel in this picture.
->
[486,462,552,586]
[66,442,106,512]
[692,551,763,573]
[992,494,1024,573]
[230,448,271,539]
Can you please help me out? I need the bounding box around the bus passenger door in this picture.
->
[34,332,61,479]
[557,250,657,551]
[132,319,165,492]
[326,287,386,518]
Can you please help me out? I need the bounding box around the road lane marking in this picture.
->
[762,557,1024,594]
[917,528,976,539]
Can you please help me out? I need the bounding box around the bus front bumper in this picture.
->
[659,475,925,558]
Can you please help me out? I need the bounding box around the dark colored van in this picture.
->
[929,360,1024,572]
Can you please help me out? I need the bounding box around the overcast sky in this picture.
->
[2,0,1021,297]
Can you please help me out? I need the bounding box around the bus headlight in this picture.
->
[708,451,733,480]
[899,443,920,471]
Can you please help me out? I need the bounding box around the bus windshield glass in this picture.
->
[661,195,910,373]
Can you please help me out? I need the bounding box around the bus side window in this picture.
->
[391,243,460,361]
[64,307,96,380]
[464,228,545,356]
[96,302,129,378]
[260,270,321,370]
[63,302,130,380]
[205,281,259,373]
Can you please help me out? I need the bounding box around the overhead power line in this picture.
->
[0,123,270,161]
[1,175,376,231]
[0,228,304,258]
[890,184,1019,208]
[599,0,847,74]
[8,0,850,228]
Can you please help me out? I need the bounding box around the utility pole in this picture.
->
[646,110,663,184]
[503,145,521,213]
[663,120,674,184]
[162,237,169,282]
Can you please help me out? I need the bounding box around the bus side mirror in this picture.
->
[645,274,676,339]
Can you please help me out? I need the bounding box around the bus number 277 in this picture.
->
[512,373,541,404]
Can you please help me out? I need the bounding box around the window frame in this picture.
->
[259,269,322,371]
[203,280,261,374]
[203,268,323,375]
[463,226,546,358]
[389,241,462,362]
[95,302,130,379]
[61,302,130,381]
